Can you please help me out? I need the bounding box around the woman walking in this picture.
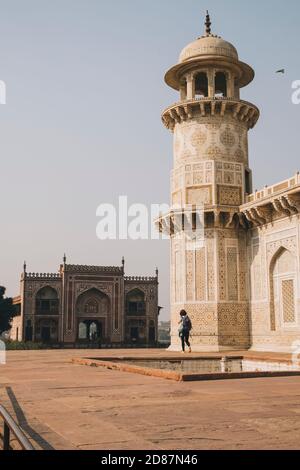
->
[178,310,192,353]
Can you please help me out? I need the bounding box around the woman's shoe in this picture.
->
[188,347,192,353]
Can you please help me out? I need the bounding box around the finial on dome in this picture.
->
[205,10,211,36]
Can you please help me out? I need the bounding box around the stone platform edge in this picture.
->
[71,356,300,383]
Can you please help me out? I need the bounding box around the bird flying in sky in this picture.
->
[276,69,285,74]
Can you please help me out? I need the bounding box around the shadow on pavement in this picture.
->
[5,386,55,450]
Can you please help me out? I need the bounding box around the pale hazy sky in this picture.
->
[0,0,299,320]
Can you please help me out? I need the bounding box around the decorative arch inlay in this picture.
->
[269,246,297,331]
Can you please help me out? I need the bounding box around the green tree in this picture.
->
[0,286,16,335]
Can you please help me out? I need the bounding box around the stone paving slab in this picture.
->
[1,349,300,450]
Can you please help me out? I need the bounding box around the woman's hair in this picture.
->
[180,310,187,317]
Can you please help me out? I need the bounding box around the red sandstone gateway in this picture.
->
[11,258,159,348]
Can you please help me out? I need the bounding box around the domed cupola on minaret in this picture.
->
[164,11,256,105]
[158,12,260,352]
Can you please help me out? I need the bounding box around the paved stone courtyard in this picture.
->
[1,349,300,450]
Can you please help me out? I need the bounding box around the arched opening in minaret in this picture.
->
[194,72,208,98]
[245,169,252,195]
[215,72,227,97]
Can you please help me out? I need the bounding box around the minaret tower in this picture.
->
[159,13,260,351]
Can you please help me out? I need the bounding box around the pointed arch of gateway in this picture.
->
[76,288,111,342]
[126,288,146,316]
[269,247,297,331]
[125,288,147,344]
[34,286,60,343]
[35,286,59,315]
